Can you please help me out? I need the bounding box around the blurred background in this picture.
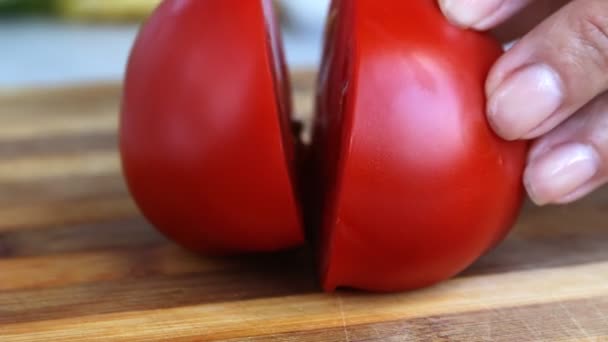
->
[0,0,330,88]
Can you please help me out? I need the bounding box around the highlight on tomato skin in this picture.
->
[309,0,529,292]
[119,0,305,255]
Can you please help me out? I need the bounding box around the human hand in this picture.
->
[439,0,608,205]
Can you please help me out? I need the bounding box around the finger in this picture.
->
[438,0,534,30]
[486,0,608,141]
[524,92,608,205]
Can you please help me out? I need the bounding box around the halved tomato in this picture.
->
[309,0,528,292]
[120,0,304,254]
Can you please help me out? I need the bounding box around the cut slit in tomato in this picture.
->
[263,0,294,163]
[307,0,356,290]
[262,0,303,227]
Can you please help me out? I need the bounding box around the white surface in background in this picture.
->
[0,0,329,87]
[281,0,329,32]
[0,20,140,87]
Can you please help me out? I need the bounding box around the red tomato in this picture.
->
[310,0,528,292]
[120,0,304,254]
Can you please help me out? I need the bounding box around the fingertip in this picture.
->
[486,94,520,141]
[438,0,479,28]
[524,143,600,206]
[439,0,507,29]
[523,169,548,206]
[486,63,564,141]
[527,139,552,163]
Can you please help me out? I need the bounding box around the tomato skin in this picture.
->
[120,0,304,255]
[312,0,528,292]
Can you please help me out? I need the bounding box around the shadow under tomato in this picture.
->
[2,245,321,325]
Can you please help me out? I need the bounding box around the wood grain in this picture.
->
[2,262,608,341]
[1,71,608,341]
[0,197,138,232]
[0,218,160,257]
[237,297,608,341]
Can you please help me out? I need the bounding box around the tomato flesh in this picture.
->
[310,0,528,292]
[120,0,304,255]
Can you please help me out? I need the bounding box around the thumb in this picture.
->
[439,0,534,30]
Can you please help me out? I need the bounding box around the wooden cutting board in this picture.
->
[1,71,608,341]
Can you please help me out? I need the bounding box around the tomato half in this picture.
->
[120,0,304,254]
[310,0,528,292]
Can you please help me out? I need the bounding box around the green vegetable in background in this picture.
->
[0,0,161,22]
[0,0,56,15]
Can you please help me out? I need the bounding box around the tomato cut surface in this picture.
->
[310,0,528,292]
[120,0,304,255]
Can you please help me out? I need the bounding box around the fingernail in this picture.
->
[439,0,489,27]
[488,64,563,140]
[525,143,600,205]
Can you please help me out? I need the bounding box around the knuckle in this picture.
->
[585,97,608,159]
[571,4,608,73]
